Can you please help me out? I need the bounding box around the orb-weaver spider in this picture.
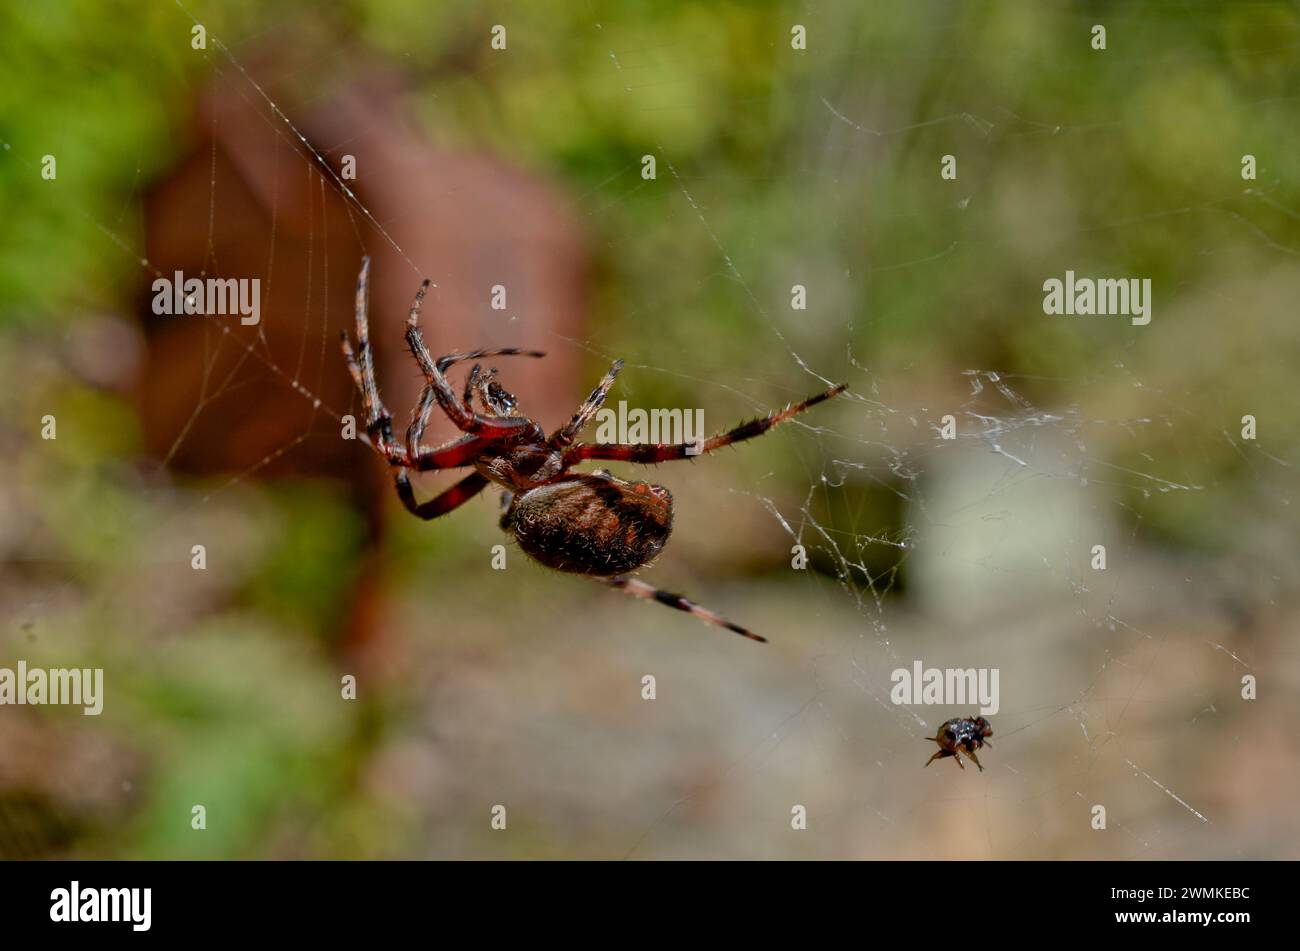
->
[341,257,846,642]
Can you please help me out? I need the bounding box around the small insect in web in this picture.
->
[340,257,847,643]
[924,716,994,772]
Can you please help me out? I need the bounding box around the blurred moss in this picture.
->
[237,482,368,637]
[0,1,200,325]
[115,618,352,859]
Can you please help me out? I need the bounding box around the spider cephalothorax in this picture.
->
[341,257,846,642]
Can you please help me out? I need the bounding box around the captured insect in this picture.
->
[924,716,993,772]
[340,258,847,642]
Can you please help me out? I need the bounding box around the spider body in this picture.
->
[924,716,993,772]
[340,257,846,642]
[473,440,561,488]
[503,473,673,576]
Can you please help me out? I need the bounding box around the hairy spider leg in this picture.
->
[434,347,546,375]
[407,368,522,457]
[961,747,984,772]
[339,256,407,466]
[924,748,950,768]
[407,382,440,454]
[342,259,519,521]
[345,331,476,476]
[408,354,542,455]
[403,275,543,439]
[595,575,767,643]
[566,383,847,465]
[341,259,490,469]
[400,365,516,516]
[550,359,625,447]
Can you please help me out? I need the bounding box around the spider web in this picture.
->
[3,0,1298,861]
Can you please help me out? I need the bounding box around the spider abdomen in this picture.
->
[503,474,672,576]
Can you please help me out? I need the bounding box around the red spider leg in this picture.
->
[342,261,505,462]
[390,432,493,521]
[550,359,624,447]
[402,276,543,438]
[594,576,767,643]
[407,433,495,471]
[406,363,520,453]
[396,471,490,520]
[343,259,509,533]
[398,368,495,514]
[423,364,504,455]
[564,383,847,465]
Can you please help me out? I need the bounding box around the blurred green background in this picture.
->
[1,1,1298,859]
